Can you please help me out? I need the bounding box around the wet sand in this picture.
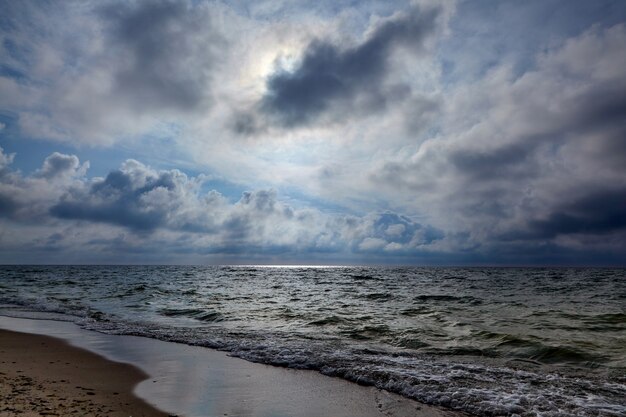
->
[0,329,168,417]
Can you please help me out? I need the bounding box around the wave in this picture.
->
[473,331,606,364]
[413,294,481,304]
[308,315,347,326]
[360,292,394,301]
[159,308,224,322]
[339,324,392,340]
[528,344,603,364]
[399,307,433,316]
[350,274,383,281]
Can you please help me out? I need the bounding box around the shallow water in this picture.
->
[1,265,624,416]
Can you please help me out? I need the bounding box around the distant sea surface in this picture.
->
[0,266,624,416]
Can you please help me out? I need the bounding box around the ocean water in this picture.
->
[0,266,624,416]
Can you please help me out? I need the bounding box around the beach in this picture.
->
[0,316,465,417]
[1,266,624,416]
[0,329,169,417]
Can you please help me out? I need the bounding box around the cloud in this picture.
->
[438,0,626,83]
[0,147,15,173]
[0,150,445,261]
[508,188,626,240]
[0,148,85,221]
[369,23,626,255]
[0,152,19,217]
[354,212,443,251]
[0,147,19,218]
[448,142,536,181]
[0,0,223,145]
[99,0,222,113]
[36,152,89,180]
[50,159,216,232]
[242,4,443,129]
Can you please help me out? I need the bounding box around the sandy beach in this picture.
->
[0,329,168,417]
[0,316,466,417]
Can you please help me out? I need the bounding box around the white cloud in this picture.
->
[0,150,445,262]
[36,153,89,180]
[0,147,15,171]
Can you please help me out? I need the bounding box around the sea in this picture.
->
[0,265,624,417]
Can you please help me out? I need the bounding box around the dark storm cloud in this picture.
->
[448,94,626,182]
[50,165,188,232]
[566,86,626,166]
[0,193,18,217]
[256,5,441,128]
[50,199,165,232]
[573,87,626,131]
[449,143,536,180]
[100,0,222,112]
[450,84,626,181]
[506,189,626,240]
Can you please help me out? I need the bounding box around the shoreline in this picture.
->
[0,328,169,417]
[0,315,466,417]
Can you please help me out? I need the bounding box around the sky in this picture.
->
[0,0,625,265]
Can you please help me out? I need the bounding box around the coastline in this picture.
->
[0,315,466,417]
[0,329,168,417]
